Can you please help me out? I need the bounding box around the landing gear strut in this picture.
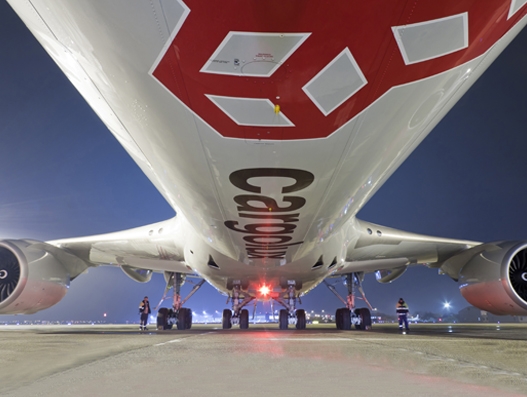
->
[156,272,205,330]
[273,281,306,330]
[325,272,372,331]
[222,283,254,330]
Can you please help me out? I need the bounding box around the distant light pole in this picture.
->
[442,301,453,323]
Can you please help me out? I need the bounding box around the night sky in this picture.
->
[2,3,527,323]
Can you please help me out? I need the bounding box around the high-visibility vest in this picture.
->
[396,303,409,315]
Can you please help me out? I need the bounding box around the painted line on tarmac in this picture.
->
[355,338,467,341]
[267,337,469,342]
[153,339,181,346]
[153,331,215,346]
[267,338,351,341]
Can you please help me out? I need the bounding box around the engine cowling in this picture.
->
[0,240,70,315]
[458,241,527,315]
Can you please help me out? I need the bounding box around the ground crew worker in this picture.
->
[139,296,151,331]
[396,297,410,332]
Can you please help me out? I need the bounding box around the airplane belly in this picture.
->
[8,0,527,269]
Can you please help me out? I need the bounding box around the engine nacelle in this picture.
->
[458,241,527,315]
[0,240,70,315]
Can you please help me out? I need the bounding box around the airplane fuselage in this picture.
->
[6,0,527,297]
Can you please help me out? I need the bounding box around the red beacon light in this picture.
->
[259,285,270,296]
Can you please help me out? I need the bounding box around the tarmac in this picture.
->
[1,323,526,396]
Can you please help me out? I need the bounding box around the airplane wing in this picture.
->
[334,218,479,276]
[49,216,194,277]
[47,214,478,282]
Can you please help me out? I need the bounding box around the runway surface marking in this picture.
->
[153,330,215,346]
[153,339,181,346]
[347,337,470,341]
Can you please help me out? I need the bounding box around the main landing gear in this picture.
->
[156,272,205,330]
[324,272,372,331]
[274,280,306,330]
[222,282,254,330]
[221,279,307,330]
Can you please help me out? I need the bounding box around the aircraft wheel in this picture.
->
[279,309,288,330]
[184,308,192,330]
[240,309,249,329]
[296,309,306,330]
[341,308,351,330]
[222,309,232,329]
[177,308,188,330]
[335,308,343,330]
[354,308,372,330]
[157,308,168,330]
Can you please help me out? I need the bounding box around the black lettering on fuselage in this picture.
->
[225,168,314,260]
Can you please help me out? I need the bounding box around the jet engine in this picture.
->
[457,241,527,315]
[0,240,71,315]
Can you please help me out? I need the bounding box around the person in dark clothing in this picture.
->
[139,296,151,331]
[396,297,410,332]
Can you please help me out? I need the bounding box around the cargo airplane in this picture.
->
[2,0,527,330]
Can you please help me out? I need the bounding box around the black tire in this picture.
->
[359,308,372,330]
[335,308,343,330]
[177,308,187,330]
[240,309,249,329]
[354,308,361,330]
[165,308,174,330]
[295,309,306,330]
[222,309,232,329]
[362,308,372,328]
[184,308,192,330]
[341,308,351,330]
[354,308,371,330]
[279,309,288,330]
[157,308,169,330]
